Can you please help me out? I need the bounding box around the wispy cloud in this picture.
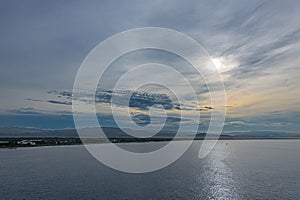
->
[0,0,300,131]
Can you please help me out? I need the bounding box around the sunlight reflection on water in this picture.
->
[191,142,240,200]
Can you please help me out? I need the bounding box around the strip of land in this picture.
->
[1,136,300,148]
[0,127,299,148]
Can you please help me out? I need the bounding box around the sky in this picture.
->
[0,0,300,132]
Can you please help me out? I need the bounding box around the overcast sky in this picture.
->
[0,0,300,132]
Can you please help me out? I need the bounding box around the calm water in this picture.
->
[0,140,299,200]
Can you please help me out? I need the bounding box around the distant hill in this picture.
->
[0,127,299,139]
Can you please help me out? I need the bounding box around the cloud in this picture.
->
[47,100,72,106]
[8,107,42,115]
[49,89,179,110]
[8,106,74,116]
[26,98,43,102]
[49,88,214,112]
[130,113,151,126]
[1,0,300,131]
[48,90,72,98]
[225,120,248,127]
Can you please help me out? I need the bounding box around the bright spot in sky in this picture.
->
[211,57,237,73]
[212,58,225,71]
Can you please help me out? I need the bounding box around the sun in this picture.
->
[211,57,237,72]
[212,58,224,71]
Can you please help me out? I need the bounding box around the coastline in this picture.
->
[1,137,300,149]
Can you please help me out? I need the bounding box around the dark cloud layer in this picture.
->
[48,89,178,110]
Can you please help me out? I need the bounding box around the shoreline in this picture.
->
[1,137,300,149]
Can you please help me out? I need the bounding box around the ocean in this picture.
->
[0,140,299,200]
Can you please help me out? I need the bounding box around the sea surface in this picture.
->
[0,140,299,200]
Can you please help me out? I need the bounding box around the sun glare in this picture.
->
[212,58,224,71]
[211,57,237,73]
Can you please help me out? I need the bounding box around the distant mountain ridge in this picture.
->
[0,127,299,139]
